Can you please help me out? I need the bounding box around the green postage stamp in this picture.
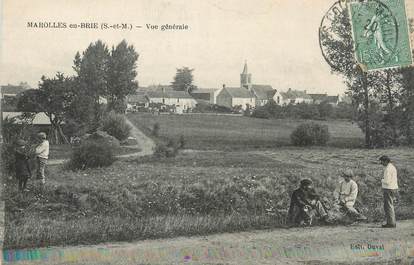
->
[349,0,413,71]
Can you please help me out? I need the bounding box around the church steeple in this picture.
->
[242,61,248,74]
[240,60,252,90]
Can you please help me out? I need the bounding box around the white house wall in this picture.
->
[232,97,256,110]
[148,97,197,109]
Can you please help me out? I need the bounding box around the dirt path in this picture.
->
[47,117,155,165]
[118,117,156,158]
[3,220,414,264]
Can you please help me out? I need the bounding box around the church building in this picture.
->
[216,61,277,109]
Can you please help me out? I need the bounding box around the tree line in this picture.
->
[17,40,139,144]
[320,10,414,148]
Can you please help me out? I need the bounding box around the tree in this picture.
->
[17,73,75,144]
[171,67,197,93]
[73,40,110,128]
[319,5,398,147]
[318,101,334,119]
[399,67,414,145]
[398,19,414,145]
[107,40,139,113]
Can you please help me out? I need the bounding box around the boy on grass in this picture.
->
[14,139,32,192]
[34,132,49,185]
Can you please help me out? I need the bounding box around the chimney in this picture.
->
[223,84,226,89]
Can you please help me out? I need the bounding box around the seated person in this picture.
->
[333,169,366,221]
[287,178,330,226]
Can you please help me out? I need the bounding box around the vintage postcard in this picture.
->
[1,0,414,264]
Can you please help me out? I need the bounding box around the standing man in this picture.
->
[35,132,49,185]
[379,155,398,228]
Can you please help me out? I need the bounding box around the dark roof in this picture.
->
[309,93,328,101]
[191,88,218,94]
[147,90,194,99]
[251,84,275,100]
[325,95,340,103]
[280,89,312,100]
[1,85,28,95]
[224,87,255,98]
[127,94,148,103]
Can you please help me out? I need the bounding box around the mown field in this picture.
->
[49,144,141,160]
[126,113,365,149]
[4,148,414,249]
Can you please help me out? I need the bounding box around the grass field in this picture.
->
[49,144,141,160]
[127,113,364,150]
[4,147,414,249]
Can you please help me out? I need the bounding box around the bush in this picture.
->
[153,143,177,158]
[251,107,271,119]
[68,140,115,170]
[290,122,330,146]
[192,102,232,113]
[1,143,16,176]
[179,135,185,149]
[153,138,184,158]
[107,99,128,114]
[152,123,160,137]
[102,111,132,141]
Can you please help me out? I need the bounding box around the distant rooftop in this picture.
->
[1,85,29,95]
[224,87,255,98]
[280,88,312,100]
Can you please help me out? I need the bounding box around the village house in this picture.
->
[190,88,222,104]
[216,62,276,109]
[0,84,29,99]
[325,95,341,105]
[251,85,277,106]
[216,85,256,110]
[309,93,341,105]
[126,91,149,111]
[127,86,197,113]
[276,88,313,105]
[143,86,197,113]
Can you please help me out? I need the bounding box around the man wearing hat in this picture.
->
[333,169,365,220]
[287,178,329,226]
[35,132,49,185]
[379,155,398,228]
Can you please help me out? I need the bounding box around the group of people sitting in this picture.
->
[287,169,367,226]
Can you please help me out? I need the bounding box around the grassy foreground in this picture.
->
[4,148,414,249]
[127,113,364,149]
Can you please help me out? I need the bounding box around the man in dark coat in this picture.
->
[14,139,32,192]
[287,178,329,226]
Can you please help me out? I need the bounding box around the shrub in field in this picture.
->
[251,107,271,119]
[68,140,115,170]
[102,111,132,141]
[153,143,177,158]
[192,102,232,113]
[152,123,160,137]
[1,143,16,176]
[290,122,330,146]
[179,135,185,149]
[153,137,185,158]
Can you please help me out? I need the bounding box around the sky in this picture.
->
[1,0,413,95]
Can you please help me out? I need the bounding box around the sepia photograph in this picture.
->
[1,0,414,264]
